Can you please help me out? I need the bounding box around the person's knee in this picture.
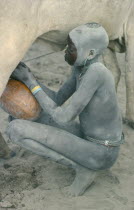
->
[88,158,106,170]
[102,147,119,169]
[6,119,24,143]
[91,148,119,170]
[84,151,110,170]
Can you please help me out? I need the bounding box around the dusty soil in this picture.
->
[0,38,134,210]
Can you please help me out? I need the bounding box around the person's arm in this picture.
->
[25,64,104,124]
[11,62,76,106]
[37,70,76,106]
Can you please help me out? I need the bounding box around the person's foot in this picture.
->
[64,165,97,196]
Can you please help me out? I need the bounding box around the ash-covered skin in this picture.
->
[8,23,123,196]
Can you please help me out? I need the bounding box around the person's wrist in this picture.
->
[25,79,38,89]
[23,73,35,86]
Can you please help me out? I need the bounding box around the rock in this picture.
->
[0,201,15,208]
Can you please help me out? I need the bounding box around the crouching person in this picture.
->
[7,23,124,196]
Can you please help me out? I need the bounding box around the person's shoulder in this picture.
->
[88,62,107,72]
[88,62,111,79]
[86,62,109,84]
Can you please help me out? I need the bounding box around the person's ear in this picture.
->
[87,49,97,60]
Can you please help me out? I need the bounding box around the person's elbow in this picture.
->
[52,107,76,124]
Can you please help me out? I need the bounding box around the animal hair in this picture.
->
[86,22,101,28]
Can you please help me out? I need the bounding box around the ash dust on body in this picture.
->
[0,32,133,210]
[6,24,122,196]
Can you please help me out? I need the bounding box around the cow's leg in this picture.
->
[0,24,36,157]
[125,38,134,128]
[124,12,134,128]
[102,47,121,91]
[0,55,19,158]
[0,132,13,159]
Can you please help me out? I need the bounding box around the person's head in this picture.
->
[65,23,109,66]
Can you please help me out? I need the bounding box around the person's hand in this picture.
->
[11,62,35,85]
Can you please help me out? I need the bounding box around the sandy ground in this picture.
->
[0,38,134,210]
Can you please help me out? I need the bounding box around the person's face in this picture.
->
[64,36,77,66]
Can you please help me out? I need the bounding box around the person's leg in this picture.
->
[7,119,119,195]
[7,119,97,196]
[7,119,119,170]
[16,138,96,196]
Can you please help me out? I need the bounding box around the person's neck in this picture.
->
[77,55,99,71]
[86,56,99,66]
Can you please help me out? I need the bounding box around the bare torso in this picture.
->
[76,63,122,140]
